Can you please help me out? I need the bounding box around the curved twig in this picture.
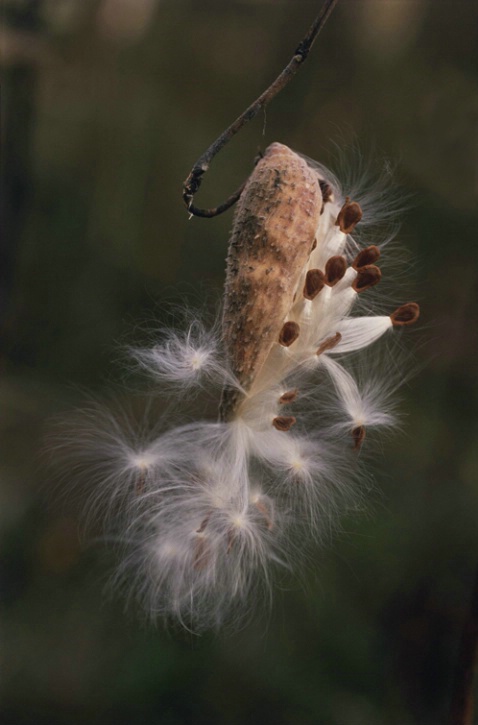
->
[182,0,339,218]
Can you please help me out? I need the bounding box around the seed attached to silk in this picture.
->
[279,389,298,405]
[353,264,382,292]
[278,321,300,347]
[325,255,347,286]
[335,198,363,234]
[303,269,325,300]
[353,245,381,269]
[352,425,366,451]
[316,332,342,356]
[390,303,420,326]
[272,416,297,432]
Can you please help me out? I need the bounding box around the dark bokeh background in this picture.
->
[2,1,478,723]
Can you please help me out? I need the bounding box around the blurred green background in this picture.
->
[2,1,478,723]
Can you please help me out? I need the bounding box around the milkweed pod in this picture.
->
[221,143,323,420]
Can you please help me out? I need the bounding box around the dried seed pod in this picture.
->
[220,143,323,420]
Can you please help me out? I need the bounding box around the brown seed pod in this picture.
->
[220,143,323,420]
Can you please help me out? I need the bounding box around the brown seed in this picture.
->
[325,255,347,285]
[226,529,236,554]
[316,332,342,356]
[279,389,298,405]
[319,179,333,213]
[335,198,363,234]
[278,321,300,347]
[303,269,325,300]
[272,415,297,432]
[390,302,420,327]
[319,178,333,204]
[196,514,211,534]
[353,245,381,269]
[135,471,146,495]
[193,535,209,570]
[353,264,382,293]
[254,499,274,531]
[351,425,366,451]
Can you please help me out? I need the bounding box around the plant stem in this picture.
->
[182,0,339,218]
[449,563,478,725]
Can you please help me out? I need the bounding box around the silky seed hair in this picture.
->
[58,142,420,631]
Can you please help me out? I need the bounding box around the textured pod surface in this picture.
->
[221,143,323,419]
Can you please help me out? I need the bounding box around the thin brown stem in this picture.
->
[449,564,478,725]
[182,0,339,218]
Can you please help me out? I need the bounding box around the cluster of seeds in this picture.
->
[223,144,419,449]
[67,143,419,630]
